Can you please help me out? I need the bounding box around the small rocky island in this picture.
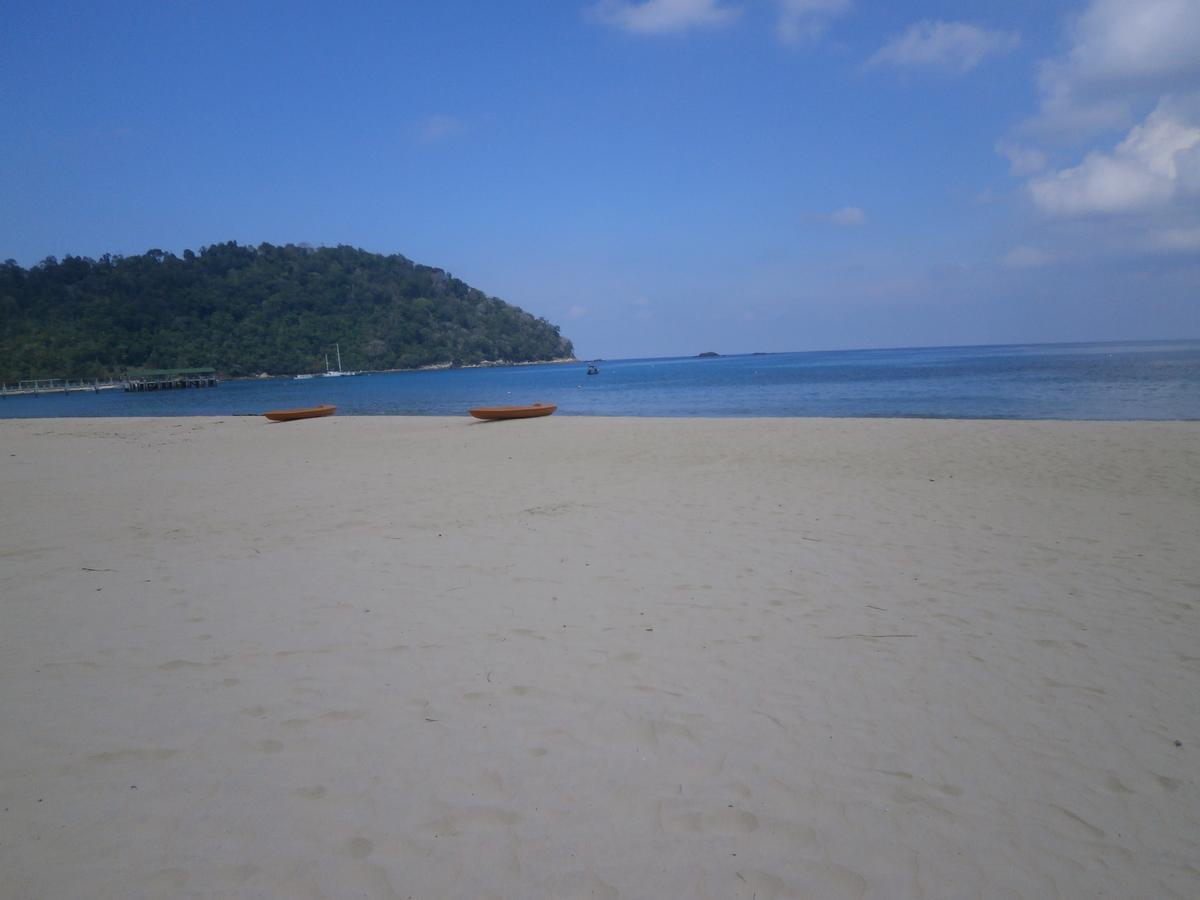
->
[697,351,720,358]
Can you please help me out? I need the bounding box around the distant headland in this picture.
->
[0,242,574,382]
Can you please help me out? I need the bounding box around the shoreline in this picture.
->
[231,356,582,381]
[4,407,1200,423]
[2,416,1197,897]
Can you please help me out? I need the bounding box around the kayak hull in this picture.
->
[468,404,557,421]
[263,404,336,422]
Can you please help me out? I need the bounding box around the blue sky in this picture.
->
[2,0,1198,358]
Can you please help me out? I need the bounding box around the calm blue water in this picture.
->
[3,341,1199,420]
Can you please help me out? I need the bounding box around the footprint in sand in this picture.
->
[662,808,760,835]
[627,716,699,748]
[556,872,619,899]
[320,710,367,721]
[88,748,178,764]
[736,862,866,900]
[1105,775,1134,794]
[1154,774,1181,793]
[420,808,522,837]
[144,869,189,891]
[158,659,208,671]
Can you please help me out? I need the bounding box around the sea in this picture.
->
[3,341,1200,420]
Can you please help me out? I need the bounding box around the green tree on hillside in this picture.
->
[0,242,575,381]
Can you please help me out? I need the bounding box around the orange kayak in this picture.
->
[263,404,336,422]
[468,403,557,421]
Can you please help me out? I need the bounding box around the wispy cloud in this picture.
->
[867,21,1019,74]
[586,0,740,35]
[1003,246,1055,268]
[586,0,854,43]
[774,0,852,45]
[996,142,1048,176]
[1146,226,1200,251]
[830,206,866,226]
[416,114,467,144]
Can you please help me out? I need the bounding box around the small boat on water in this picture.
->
[468,403,557,421]
[263,404,336,422]
[295,343,361,379]
[322,343,360,377]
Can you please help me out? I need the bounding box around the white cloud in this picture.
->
[587,0,739,34]
[1028,100,1200,216]
[999,2,1200,266]
[1003,246,1055,268]
[1051,0,1200,89]
[867,21,1019,74]
[774,0,852,44]
[830,206,866,226]
[1033,0,1200,135]
[996,142,1047,176]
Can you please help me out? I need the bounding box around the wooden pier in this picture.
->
[123,368,219,392]
[0,378,122,398]
[2,368,220,397]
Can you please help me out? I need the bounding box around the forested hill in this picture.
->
[0,242,574,381]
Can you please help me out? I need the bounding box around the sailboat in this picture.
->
[296,344,359,379]
[323,343,360,377]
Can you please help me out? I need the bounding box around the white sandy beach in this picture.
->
[1,415,1198,899]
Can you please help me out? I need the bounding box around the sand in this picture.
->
[1,415,1197,899]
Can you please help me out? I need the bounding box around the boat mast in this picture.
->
[336,343,343,373]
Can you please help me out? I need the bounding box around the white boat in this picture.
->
[295,344,360,379]
[323,344,360,377]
